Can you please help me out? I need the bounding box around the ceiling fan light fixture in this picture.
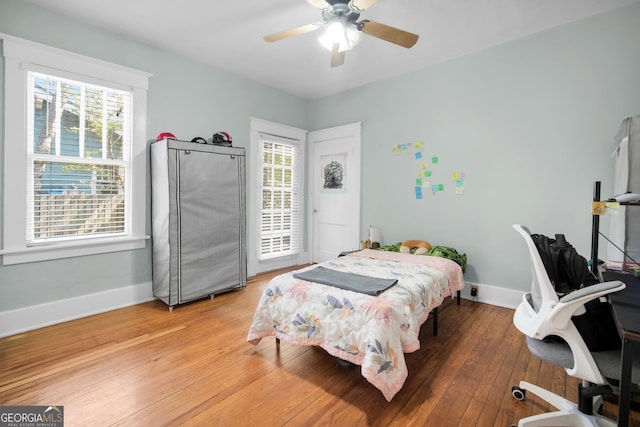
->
[266,0,418,68]
[318,21,361,52]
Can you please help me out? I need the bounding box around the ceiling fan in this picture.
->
[264,0,419,67]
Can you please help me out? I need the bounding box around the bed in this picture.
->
[246,249,466,401]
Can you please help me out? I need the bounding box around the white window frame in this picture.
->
[1,34,152,265]
[248,118,307,276]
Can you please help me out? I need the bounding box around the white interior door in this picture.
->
[309,123,361,263]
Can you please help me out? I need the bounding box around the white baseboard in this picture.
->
[0,282,154,338]
[460,281,524,309]
[0,280,524,339]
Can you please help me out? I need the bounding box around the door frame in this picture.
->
[308,122,362,263]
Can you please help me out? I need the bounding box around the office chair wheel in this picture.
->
[511,385,526,401]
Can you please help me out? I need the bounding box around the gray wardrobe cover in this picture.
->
[151,139,247,307]
[609,115,640,265]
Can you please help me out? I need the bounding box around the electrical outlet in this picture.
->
[470,286,478,297]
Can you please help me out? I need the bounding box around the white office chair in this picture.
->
[511,224,637,427]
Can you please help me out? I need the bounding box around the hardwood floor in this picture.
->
[1,266,637,426]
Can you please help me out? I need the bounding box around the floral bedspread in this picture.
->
[246,249,466,401]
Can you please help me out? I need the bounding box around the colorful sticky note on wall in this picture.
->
[452,171,467,180]
[432,156,439,164]
[452,171,466,195]
[415,152,422,160]
[423,170,431,177]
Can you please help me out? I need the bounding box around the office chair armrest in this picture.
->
[547,281,626,327]
[558,280,625,304]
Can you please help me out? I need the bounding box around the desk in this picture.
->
[604,271,640,427]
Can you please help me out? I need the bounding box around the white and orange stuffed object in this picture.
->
[399,240,432,255]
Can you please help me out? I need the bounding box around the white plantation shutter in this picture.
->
[27,72,131,243]
[258,134,302,260]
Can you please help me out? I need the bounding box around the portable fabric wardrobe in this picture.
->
[150,138,247,310]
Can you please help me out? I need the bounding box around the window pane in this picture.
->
[262,146,272,164]
[282,213,292,231]
[284,191,291,209]
[84,86,104,158]
[262,167,272,186]
[273,190,282,209]
[272,214,281,231]
[32,75,57,155]
[105,91,125,161]
[274,167,283,186]
[262,189,271,209]
[28,71,130,243]
[33,193,125,239]
[60,82,81,157]
[258,137,301,260]
[274,152,283,166]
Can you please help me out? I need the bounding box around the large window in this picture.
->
[1,35,151,265]
[259,136,301,259]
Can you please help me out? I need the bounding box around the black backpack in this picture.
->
[531,233,620,351]
[531,233,599,293]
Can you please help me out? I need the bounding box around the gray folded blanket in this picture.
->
[293,266,397,296]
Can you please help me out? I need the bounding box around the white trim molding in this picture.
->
[460,281,525,309]
[0,282,155,338]
[0,34,152,265]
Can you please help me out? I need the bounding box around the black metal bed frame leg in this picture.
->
[432,307,438,336]
[433,290,461,336]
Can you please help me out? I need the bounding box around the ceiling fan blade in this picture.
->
[350,0,378,12]
[264,23,322,42]
[359,20,419,48]
[331,44,345,67]
[306,0,331,10]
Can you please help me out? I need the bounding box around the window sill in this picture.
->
[0,235,150,265]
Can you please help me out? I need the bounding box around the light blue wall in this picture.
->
[309,2,640,291]
[0,0,309,310]
[1,0,640,314]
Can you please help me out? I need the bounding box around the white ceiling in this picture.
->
[20,0,639,99]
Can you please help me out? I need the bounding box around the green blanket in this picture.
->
[377,242,467,273]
